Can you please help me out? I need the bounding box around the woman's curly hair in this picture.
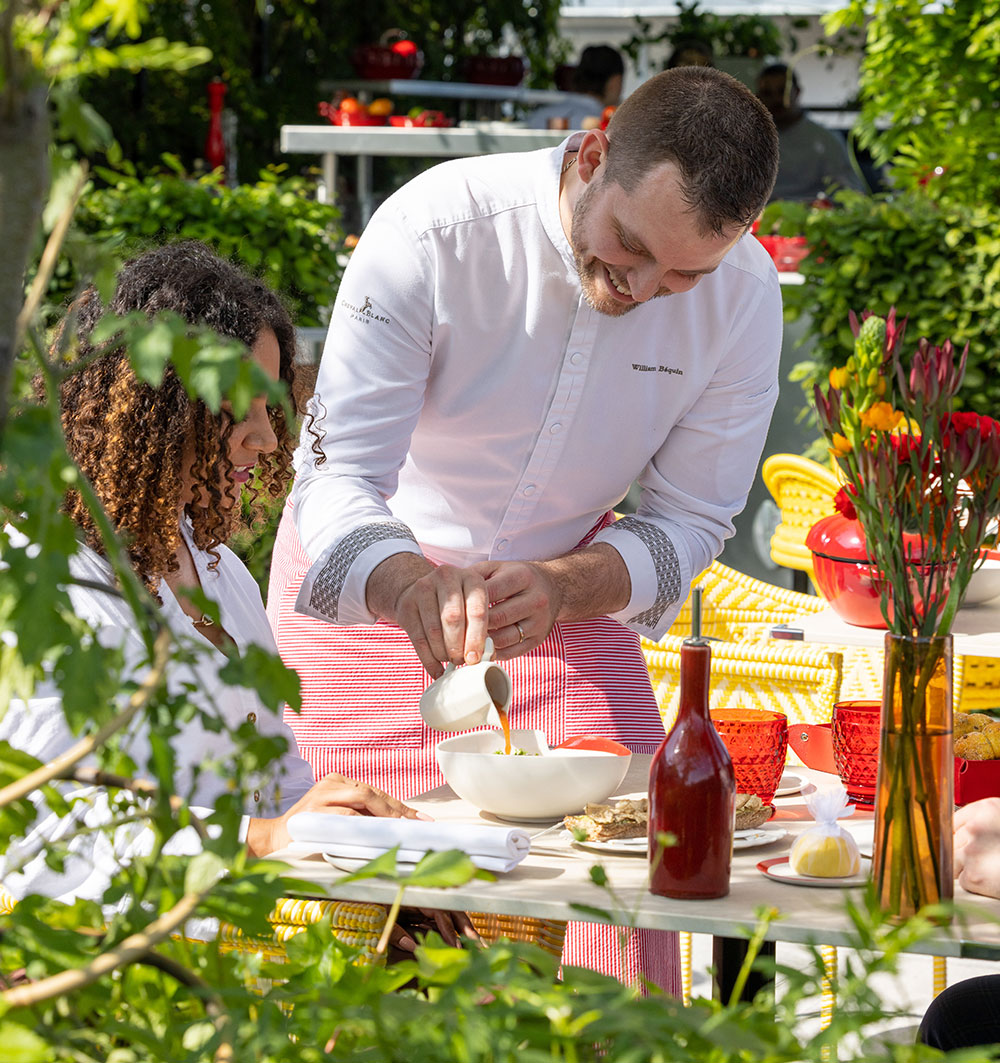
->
[53,241,301,590]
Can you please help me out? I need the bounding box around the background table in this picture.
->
[788,603,1000,659]
[273,758,1000,986]
[281,124,567,226]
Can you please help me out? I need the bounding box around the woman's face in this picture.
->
[179,327,281,513]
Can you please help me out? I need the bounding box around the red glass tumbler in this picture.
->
[831,699,882,808]
[709,708,788,806]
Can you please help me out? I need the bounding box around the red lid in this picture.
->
[805,513,870,561]
[806,512,928,563]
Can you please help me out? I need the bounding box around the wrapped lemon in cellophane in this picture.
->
[789,784,861,878]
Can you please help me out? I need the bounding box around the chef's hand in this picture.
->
[475,544,631,661]
[366,552,491,677]
[246,773,427,858]
[954,797,1000,899]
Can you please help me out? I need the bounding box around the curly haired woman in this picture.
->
[1,241,472,949]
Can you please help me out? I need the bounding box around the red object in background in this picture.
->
[648,639,734,899]
[351,42,423,79]
[204,78,227,176]
[709,707,788,806]
[831,700,881,808]
[387,110,451,128]
[391,38,419,57]
[460,55,525,86]
[755,233,809,272]
[955,758,1000,806]
[600,105,616,131]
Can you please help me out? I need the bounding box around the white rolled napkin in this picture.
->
[285,814,531,873]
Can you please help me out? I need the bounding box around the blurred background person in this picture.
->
[756,63,866,202]
[526,44,624,130]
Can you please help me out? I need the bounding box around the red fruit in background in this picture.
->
[391,39,418,57]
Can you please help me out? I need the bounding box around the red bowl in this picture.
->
[810,552,887,628]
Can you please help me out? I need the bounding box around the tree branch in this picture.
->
[1,887,212,1009]
[0,626,172,811]
[65,766,210,843]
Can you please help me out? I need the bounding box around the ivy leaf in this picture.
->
[404,850,488,889]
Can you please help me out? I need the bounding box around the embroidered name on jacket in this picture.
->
[631,363,683,375]
[341,294,391,325]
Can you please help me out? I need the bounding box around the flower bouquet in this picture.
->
[814,309,1000,918]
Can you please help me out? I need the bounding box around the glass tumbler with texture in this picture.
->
[709,708,788,805]
[831,699,882,808]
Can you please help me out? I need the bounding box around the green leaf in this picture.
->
[0,1022,49,1062]
[184,850,228,894]
[404,849,487,888]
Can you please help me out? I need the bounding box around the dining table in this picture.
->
[271,758,1000,1000]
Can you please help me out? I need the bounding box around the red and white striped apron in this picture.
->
[267,498,679,995]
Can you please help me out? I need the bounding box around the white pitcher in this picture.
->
[419,637,512,732]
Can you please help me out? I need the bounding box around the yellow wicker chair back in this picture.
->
[761,453,841,589]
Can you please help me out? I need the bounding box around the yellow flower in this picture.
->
[830,433,852,458]
[829,366,850,390]
[859,402,904,433]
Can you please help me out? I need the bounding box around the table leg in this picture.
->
[712,935,776,1004]
[321,152,338,206]
[357,154,374,227]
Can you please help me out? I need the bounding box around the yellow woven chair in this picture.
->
[762,452,841,592]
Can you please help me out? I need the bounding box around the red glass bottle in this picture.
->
[648,637,735,898]
[204,78,227,177]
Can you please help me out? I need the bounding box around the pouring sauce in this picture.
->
[497,705,511,754]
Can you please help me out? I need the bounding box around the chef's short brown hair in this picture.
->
[604,66,778,236]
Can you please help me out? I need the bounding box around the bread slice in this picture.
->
[564,798,648,841]
[734,793,774,831]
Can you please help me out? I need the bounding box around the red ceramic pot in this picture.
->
[806,513,952,629]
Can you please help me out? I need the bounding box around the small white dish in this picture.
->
[774,773,803,798]
[757,854,870,888]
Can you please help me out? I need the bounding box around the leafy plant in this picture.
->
[762,191,1000,443]
[826,0,1000,208]
[44,163,346,328]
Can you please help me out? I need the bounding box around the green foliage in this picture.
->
[825,0,1000,207]
[46,165,345,328]
[76,1,568,179]
[762,190,1000,438]
[622,1,787,68]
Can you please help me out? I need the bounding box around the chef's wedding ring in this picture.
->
[515,621,525,644]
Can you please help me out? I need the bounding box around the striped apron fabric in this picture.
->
[267,498,679,995]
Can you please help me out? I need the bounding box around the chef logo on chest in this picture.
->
[342,294,391,326]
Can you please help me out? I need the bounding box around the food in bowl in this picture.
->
[435,729,631,821]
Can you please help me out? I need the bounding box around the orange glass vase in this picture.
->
[872,632,954,920]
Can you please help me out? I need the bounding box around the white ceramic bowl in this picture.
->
[435,729,631,822]
[965,559,1000,606]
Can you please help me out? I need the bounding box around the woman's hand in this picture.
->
[387,907,482,960]
[245,772,426,858]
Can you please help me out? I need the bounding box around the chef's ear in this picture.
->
[576,130,609,183]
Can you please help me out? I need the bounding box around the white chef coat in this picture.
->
[291,133,782,642]
[0,523,315,905]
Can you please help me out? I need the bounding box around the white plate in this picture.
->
[561,825,788,855]
[322,852,418,874]
[774,773,803,798]
[561,829,647,855]
[757,854,871,888]
[733,826,787,850]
